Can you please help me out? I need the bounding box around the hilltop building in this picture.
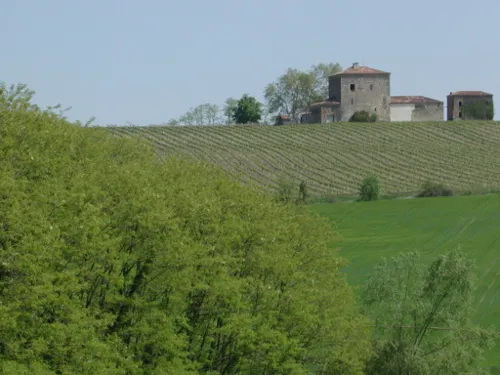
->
[447,91,494,120]
[303,63,444,123]
[390,96,443,122]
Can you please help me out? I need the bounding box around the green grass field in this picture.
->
[311,194,500,370]
[107,121,500,197]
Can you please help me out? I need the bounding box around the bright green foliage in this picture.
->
[358,175,380,201]
[362,250,496,375]
[232,94,262,124]
[276,174,296,203]
[0,84,371,373]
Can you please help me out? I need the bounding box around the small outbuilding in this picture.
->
[390,96,443,122]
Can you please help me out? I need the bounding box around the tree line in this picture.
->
[167,62,342,125]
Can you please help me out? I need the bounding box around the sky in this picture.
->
[1,0,499,125]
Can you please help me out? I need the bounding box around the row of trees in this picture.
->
[167,95,263,126]
[168,62,342,126]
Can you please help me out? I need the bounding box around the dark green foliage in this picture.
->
[417,180,453,198]
[350,110,377,122]
[362,250,497,375]
[232,94,262,124]
[0,83,371,374]
[462,100,494,120]
[359,175,381,201]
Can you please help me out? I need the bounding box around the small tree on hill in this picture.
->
[276,174,295,203]
[297,180,309,204]
[359,175,381,201]
[232,94,262,124]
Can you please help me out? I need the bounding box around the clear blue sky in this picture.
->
[2,0,499,125]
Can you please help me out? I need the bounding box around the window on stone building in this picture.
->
[370,84,374,90]
[458,101,462,107]
[459,111,462,118]
[350,84,355,91]
[351,98,354,105]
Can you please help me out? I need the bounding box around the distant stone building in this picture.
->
[446,91,494,120]
[390,96,443,121]
[305,63,443,123]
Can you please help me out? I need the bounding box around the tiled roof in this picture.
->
[332,64,389,76]
[309,99,340,108]
[449,91,493,96]
[391,96,442,104]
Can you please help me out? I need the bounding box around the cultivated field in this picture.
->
[107,121,500,197]
[312,194,500,370]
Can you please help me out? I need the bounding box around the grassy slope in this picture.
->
[107,121,500,197]
[311,195,500,368]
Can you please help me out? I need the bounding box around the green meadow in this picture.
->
[312,194,500,369]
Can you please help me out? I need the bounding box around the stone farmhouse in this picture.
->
[298,63,493,123]
[446,91,494,120]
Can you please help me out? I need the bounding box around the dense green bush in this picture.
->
[350,110,377,122]
[0,83,371,374]
[359,175,381,201]
[417,180,453,198]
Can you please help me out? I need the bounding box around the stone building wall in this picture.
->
[411,103,443,121]
[447,93,494,120]
[333,74,391,121]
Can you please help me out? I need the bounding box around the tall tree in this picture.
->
[203,103,221,125]
[264,63,343,122]
[310,62,343,99]
[362,249,496,375]
[178,103,222,126]
[264,68,318,122]
[179,108,195,125]
[223,97,238,125]
[232,94,262,124]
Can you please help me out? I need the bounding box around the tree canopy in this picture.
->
[0,82,371,374]
[362,249,496,375]
[264,63,342,122]
[232,94,262,124]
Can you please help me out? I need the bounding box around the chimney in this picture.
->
[352,62,359,68]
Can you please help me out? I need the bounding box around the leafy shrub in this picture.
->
[417,180,453,198]
[359,175,380,201]
[276,174,295,203]
[350,110,377,122]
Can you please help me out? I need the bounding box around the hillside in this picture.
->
[312,195,500,371]
[107,121,500,198]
